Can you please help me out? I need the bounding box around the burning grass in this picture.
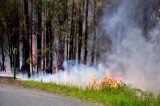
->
[1,76,160,106]
[88,73,123,90]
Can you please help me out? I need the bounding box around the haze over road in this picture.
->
[0,83,98,106]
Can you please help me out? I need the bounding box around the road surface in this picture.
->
[0,83,98,106]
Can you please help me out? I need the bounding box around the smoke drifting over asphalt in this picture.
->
[1,0,160,92]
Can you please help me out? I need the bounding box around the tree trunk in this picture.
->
[1,44,6,72]
[19,0,26,70]
[41,5,46,72]
[91,0,96,65]
[78,1,83,63]
[84,0,89,64]
[28,0,32,77]
[69,2,75,60]
[46,19,52,73]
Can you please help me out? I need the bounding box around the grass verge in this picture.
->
[1,77,160,106]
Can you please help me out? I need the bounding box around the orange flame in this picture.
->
[88,72,123,90]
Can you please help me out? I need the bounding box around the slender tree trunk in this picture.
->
[91,0,96,65]
[60,27,65,70]
[19,0,26,70]
[31,0,38,74]
[66,17,69,61]
[78,2,83,63]
[84,0,89,64]
[43,7,47,72]
[69,2,75,60]
[41,6,46,72]
[1,44,6,72]
[46,19,52,73]
[28,0,32,77]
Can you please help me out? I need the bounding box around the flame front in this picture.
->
[88,72,123,90]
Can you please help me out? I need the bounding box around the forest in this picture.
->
[0,0,160,79]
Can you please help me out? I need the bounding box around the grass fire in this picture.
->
[0,0,160,106]
[88,73,123,90]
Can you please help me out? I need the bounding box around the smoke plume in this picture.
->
[1,0,160,92]
[102,0,160,92]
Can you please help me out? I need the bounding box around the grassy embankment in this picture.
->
[1,77,160,106]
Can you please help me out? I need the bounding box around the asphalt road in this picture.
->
[0,83,98,106]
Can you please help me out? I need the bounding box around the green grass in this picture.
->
[5,79,160,106]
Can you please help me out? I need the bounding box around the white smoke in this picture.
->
[1,0,160,92]
[102,0,160,92]
[0,63,108,88]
